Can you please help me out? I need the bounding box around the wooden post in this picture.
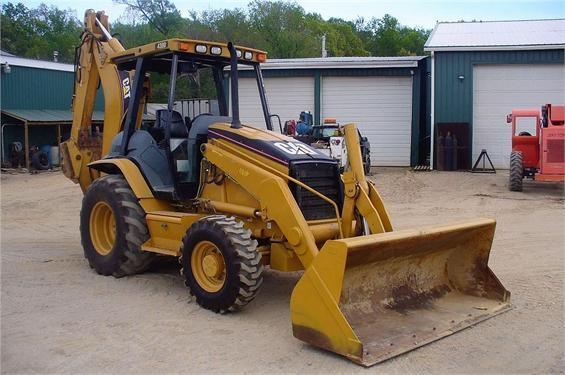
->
[24,121,29,169]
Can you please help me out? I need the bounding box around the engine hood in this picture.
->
[208,123,335,166]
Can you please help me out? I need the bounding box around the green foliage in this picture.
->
[1,2,80,62]
[319,18,370,57]
[114,0,183,36]
[355,14,430,56]
[0,1,430,101]
[247,0,319,58]
[1,1,430,61]
[112,22,164,48]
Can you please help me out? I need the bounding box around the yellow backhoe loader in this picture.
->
[61,10,510,366]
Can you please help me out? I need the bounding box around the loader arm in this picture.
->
[60,10,141,192]
[201,122,394,269]
[340,123,393,237]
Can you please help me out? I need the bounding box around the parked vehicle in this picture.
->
[294,118,372,173]
[507,104,565,191]
[60,9,510,366]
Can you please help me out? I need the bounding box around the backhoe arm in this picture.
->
[60,10,134,192]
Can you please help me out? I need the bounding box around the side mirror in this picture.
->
[361,136,368,142]
[506,114,512,124]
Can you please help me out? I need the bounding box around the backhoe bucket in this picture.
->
[290,218,510,366]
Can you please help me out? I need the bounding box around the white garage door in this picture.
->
[236,76,314,130]
[322,76,413,166]
[473,64,565,168]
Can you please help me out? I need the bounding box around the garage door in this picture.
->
[322,76,413,166]
[473,64,565,168]
[236,76,314,130]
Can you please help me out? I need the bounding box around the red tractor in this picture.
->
[507,104,565,191]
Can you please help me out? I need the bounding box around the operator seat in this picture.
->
[159,110,191,186]
[168,110,189,138]
[151,109,189,143]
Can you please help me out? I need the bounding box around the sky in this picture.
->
[20,0,565,29]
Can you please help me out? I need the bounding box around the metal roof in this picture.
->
[425,19,565,52]
[1,109,154,123]
[1,109,104,123]
[261,56,425,70]
[0,55,74,72]
[1,50,424,73]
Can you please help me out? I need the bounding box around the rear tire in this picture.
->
[509,151,523,192]
[80,175,154,277]
[180,215,263,313]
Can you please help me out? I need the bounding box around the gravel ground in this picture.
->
[1,168,563,374]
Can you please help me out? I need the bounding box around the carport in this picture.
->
[0,109,104,169]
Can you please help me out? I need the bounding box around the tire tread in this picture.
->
[180,215,263,313]
[81,175,154,277]
[509,151,523,192]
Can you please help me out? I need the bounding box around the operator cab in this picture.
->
[108,39,270,201]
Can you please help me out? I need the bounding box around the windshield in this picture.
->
[121,49,271,130]
[312,127,341,138]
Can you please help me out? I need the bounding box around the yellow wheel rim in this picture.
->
[191,241,226,293]
[89,201,116,256]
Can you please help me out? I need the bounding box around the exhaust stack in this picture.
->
[228,42,241,129]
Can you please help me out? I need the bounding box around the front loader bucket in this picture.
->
[290,218,510,366]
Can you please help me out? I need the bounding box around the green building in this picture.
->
[0,51,104,169]
[425,19,565,170]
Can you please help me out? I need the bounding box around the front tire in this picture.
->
[509,151,523,192]
[80,175,154,277]
[180,215,263,313]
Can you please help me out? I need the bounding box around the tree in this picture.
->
[114,0,183,36]
[316,17,369,57]
[1,2,80,62]
[355,14,430,56]
[112,22,164,48]
[399,27,429,56]
[1,3,37,56]
[1,1,430,68]
[197,9,251,43]
[247,0,318,58]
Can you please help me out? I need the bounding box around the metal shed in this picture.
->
[235,56,430,167]
[1,109,104,169]
[0,51,107,168]
[425,19,565,170]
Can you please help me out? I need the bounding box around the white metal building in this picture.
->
[235,57,429,167]
[425,19,565,169]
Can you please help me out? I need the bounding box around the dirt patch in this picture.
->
[1,168,564,373]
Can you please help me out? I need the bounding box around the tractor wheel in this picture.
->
[80,175,154,277]
[32,151,50,170]
[509,151,523,192]
[180,215,263,313]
